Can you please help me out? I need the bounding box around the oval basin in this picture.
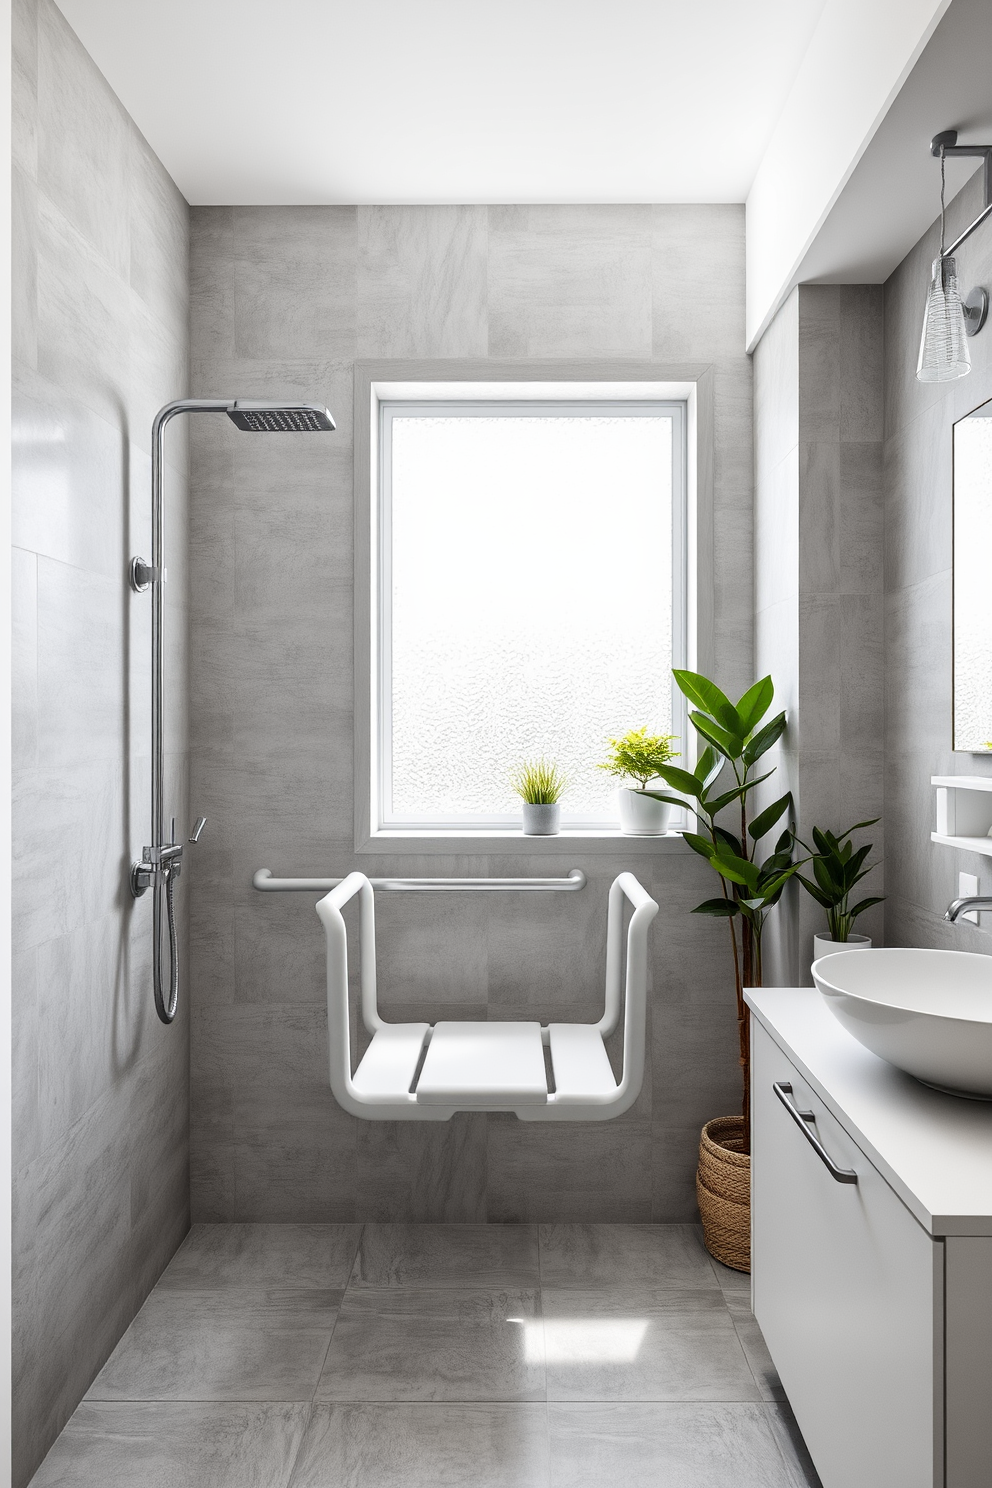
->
[812,947,992,1099]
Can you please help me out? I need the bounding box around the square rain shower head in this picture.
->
[227,404,336,432]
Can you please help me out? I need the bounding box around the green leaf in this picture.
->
[691,898,740,918]
[710,851,759,892]
[837,818,880,837]
[813,856,843,899]
[742,711,787,767]
[672,670,741,734]
[796,873,833,909]
[650,764,707,800]
[774,829,793,854]
[697,746,724,792]
[748,791,792,841]
[736,677,774,737]
[639,792,690,811]
[848,895,885,919]
[811,826,832,857]
[713,825,743,856]
[681,831,716,861]
[754,864,801,903]
[703,771,774,818]
[690,712,744,761]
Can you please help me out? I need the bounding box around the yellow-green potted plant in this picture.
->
[511,759,567,836]
[598,727,679,835]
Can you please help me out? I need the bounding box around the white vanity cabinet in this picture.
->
[747,988,992,1488]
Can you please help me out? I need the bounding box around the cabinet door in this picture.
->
[752,1021,940,1488]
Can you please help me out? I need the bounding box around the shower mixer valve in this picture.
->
[130,816,207,898]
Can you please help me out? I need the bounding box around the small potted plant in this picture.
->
[511,759,566,835]
[598,728,679,835]
[797,820,884,966]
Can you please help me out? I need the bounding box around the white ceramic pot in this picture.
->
[812,932,871,973]
[618,788,672,836]
[522,802,560,836]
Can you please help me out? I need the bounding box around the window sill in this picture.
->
[357,829,690,856]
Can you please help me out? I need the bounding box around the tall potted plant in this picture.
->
[646,670,800,1272]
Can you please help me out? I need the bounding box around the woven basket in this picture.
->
[697,1115,750,1273]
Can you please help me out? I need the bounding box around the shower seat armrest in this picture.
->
[598,873,659,1039]
[316,872,383,1036]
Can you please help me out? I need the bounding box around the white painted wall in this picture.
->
[745,0,950,349]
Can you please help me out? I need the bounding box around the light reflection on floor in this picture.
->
[509,1317,651,1364]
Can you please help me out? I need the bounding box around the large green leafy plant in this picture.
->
[645,671,799,1150]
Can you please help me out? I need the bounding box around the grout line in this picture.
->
[281,1402,315,1488]
[308,1220,367,1405]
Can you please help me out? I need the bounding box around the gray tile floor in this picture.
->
[29,1223,821,1487]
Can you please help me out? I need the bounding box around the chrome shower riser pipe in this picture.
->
[130,398,334,1024]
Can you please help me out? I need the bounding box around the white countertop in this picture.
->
[746,986,992,1236]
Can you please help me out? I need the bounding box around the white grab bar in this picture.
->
[254,867,587,893]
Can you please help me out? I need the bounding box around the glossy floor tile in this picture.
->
[28,1402,310,1488]
[315,1286,544,1402]
[29,1224,819,1487]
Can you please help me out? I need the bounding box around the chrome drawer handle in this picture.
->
[772,1082,858,1185]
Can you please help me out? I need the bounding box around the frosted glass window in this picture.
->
[378,401,685,827]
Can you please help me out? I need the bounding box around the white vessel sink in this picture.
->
[812,947,992,1099]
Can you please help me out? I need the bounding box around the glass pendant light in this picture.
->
[917,146,971,382]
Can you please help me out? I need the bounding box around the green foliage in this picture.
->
[639,670,802,1144]
[796,820,884,942]
[598,728,679,790]
[510,758,567,805]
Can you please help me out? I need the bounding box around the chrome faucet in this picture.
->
[945,896,992,922]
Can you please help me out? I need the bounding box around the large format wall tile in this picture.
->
[189,200,752,1223]
[881,170,992,955]
[12,1,191,1482]
[487,204,652,358]
[754,284,885,983]
[357,205,487,359]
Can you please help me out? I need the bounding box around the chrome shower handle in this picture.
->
[189,817,207,843]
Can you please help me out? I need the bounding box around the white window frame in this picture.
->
[369,384,689,838]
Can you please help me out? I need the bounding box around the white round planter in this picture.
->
[812,931,871,974]
[522,802,560,836]
[618,788,672,836]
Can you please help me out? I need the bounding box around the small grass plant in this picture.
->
[510,759,567,805]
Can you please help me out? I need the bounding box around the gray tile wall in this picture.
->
[187,204,754,1226]
[753,285,885,986]
[884,169,992,950]
[12,2,190,1482]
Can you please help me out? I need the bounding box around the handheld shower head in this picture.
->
[227,401,335,433]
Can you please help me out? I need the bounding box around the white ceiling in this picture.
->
[54,0,828,205]
[797,0,992,285]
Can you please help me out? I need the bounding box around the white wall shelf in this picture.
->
[931,776,992,858]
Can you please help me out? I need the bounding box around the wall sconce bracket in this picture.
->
[929,131,992,256]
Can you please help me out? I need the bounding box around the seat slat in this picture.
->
[415,1021,548,1106]
[548,1023,618,1100]
[353,1023,430,1099]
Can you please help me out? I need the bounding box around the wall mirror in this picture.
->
[953,395,992,751]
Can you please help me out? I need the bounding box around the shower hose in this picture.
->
[152,864,180,1024]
